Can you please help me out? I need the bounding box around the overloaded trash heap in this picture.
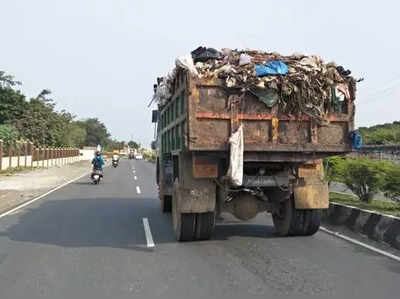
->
[153,46,358,122]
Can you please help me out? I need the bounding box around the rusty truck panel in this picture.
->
[187,75,354,157]
[157,69,354,163]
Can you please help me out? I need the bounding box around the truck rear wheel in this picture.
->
[290,208,322,236]
[195,212,215,240]
[172,181,195,241]
[272,197,321,236]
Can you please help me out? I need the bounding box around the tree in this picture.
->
[36,89,52,100]
[0,71,21,88]
[342,159,386,203]
[0,70,119,149]
[49,110,75,147]
[77,118,110,147]
[128,140,141,150]
[62,122,87,148]
[382,165,400,203]
[15,97,54,146]
[0,71,24,124]
[14,96,75,147]
[323,156,346,186]
[104,139,127,151]
[0,72,26,125]
[0,124,19,147]
[0,88,27,124]
[359,121,400,145]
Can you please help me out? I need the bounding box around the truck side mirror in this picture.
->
[152,110,159,123]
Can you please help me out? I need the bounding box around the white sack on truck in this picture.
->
[226,125,244,186]
[175,56,199,77]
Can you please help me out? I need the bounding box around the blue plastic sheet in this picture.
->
[255,60,288,77]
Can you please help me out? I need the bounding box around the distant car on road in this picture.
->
[135,154,143,160]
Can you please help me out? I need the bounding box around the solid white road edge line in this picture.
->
[0,171,90,219]
[320,226,400,262]
[136,186,141,194]
[143,218,155,248]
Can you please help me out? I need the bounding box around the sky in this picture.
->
[1,0,400,146]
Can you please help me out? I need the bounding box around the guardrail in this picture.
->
[349,145,400,164]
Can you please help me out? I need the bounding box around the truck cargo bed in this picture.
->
[158,70,354,162]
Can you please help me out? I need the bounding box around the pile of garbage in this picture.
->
[153,46,360,121]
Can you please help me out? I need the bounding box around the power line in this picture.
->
[361,75,400,100]
[358,75,400,104]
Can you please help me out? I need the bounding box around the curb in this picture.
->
[322,202,400,250]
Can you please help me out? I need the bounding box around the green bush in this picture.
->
[324,156,347,185]
[342,159,386,203]
[142,150,156,162]
[326,156,400,204]
[382,165,400,203]
[359,121,400,145]
[0,124,19,146]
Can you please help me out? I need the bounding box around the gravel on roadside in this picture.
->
[0,160,92,214]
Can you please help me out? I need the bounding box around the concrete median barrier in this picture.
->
[322,203,400,250]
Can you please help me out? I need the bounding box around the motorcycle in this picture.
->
[91,169,103,184]
[112,160,118,168]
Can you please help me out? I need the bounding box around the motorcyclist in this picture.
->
[112,153,119,167]
[91,151,105,178]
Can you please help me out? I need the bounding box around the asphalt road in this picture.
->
[0,159,399,299]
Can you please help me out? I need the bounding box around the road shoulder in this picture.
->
[0,161,91,214]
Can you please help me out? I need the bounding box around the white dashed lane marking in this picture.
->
[142,218,155,248]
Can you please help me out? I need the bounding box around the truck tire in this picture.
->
[272,197,321,236]
[162,195,172,213]
[195,212,215,240]
[272,198,293,236]
[290,208,322,236]
[172,181,195,241]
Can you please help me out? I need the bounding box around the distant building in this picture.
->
[79,147,96,161]
[82,146,97,150]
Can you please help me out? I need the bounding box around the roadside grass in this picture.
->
[330,192,400,217]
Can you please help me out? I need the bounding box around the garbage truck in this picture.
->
[152,48,358,241]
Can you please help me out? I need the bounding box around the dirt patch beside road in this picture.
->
[0,161,91,214]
